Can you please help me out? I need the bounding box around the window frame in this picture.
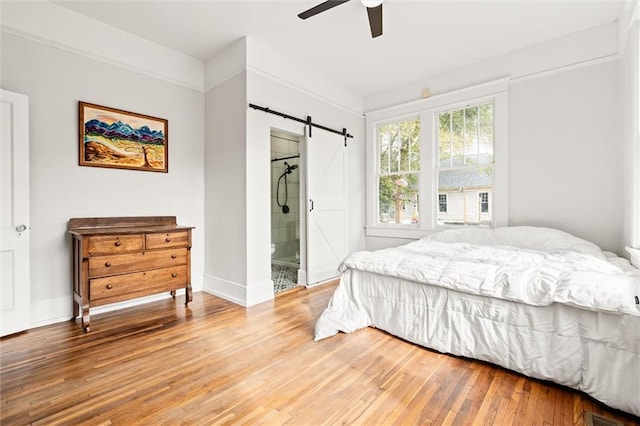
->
[365,78,509,239]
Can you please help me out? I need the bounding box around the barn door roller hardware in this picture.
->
[248,103,354,146]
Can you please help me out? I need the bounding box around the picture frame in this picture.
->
[79,101,168,173]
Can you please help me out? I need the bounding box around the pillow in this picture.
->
[424,226,605,259]
[492,226,605,259]
[422,228,497,245]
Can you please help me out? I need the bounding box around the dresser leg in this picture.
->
[81,305,90,332]
[185,285,192,304]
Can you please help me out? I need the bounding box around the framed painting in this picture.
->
[79,102,168,173]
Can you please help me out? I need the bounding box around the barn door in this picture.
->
[1,89,31,336]
[305,127,347,285]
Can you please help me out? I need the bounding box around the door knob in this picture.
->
[15,224,26,233]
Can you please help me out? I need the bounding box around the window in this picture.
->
[439,194,447,213]
[365,79,508,237]
[376,117,420,224]
[479,192,489,213]
[437,103,494,226]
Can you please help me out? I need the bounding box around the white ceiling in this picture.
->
[53,0,628,96]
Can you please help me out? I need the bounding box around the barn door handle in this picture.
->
[309,199,314,212]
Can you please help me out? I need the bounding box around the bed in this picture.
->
[314,226,640,416]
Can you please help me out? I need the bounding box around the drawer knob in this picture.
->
[114,241,121,247]
[106,284,113,289]
[165,237,172,243]
[172,273,178,278]
[105,262,112,267]
[171,254,177,259]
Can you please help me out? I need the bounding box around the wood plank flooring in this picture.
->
[1,282,639,425]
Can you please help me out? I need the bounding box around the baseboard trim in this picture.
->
[202,274,247,306]
[30,296,74,329]
[29,289,187,329]
[202,274,274,307]
[246,279,275,306]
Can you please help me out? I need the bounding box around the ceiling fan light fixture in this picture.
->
[361,0,383,8]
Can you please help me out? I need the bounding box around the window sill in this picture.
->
[365,226,436,239]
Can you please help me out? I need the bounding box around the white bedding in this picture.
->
[314,227,640,416]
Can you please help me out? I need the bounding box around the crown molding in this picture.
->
[1,1,205,92]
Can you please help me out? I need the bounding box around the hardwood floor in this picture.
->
[2,283,639,425]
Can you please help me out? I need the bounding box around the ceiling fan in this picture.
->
[298,0,383,38]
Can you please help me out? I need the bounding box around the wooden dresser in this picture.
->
[68,216,194,332]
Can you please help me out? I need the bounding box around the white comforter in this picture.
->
[339,239,640,316]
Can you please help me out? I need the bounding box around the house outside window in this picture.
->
[376,117,420,224]
[365,79,508,238]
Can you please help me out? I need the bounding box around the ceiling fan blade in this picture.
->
[298,0,351,20]
[366,3,383,38]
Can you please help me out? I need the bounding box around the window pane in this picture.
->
[410,141,420,170]
[464,106,478,165]
[377,117,421,225]
[438,112,451,167]
[379,173,419,224]
[437,165,493,226]
[479,103,493,164]
[408,119,420,171]
[379,135,390,173]
[400,130,410,171]
[451,109,464,166]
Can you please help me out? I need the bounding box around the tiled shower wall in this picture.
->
[271,133,300,264]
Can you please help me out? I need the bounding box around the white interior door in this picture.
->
[305,127,347,285]
[1,89,30,336]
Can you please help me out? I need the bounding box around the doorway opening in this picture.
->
[270,130,301,294]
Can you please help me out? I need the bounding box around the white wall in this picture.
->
[247,68,366,262]
[202,37,366,307]
[203,71,253,304]
[364,22,626,254]
[1,32,205,327]
[365,22,619,112]
[245,36,363,115]
[621,3,640,264]
[1,1,204,91]
[509,61,621,253]
[246,35,366,260]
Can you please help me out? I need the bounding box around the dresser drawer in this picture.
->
[88,234,143,255]
[146,231,189,249]
[88,248,188,278]
[90,265,189,304]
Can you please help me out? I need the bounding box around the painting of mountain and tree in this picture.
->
[79,102,168,172]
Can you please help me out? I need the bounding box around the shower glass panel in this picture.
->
[271,132,300,268]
